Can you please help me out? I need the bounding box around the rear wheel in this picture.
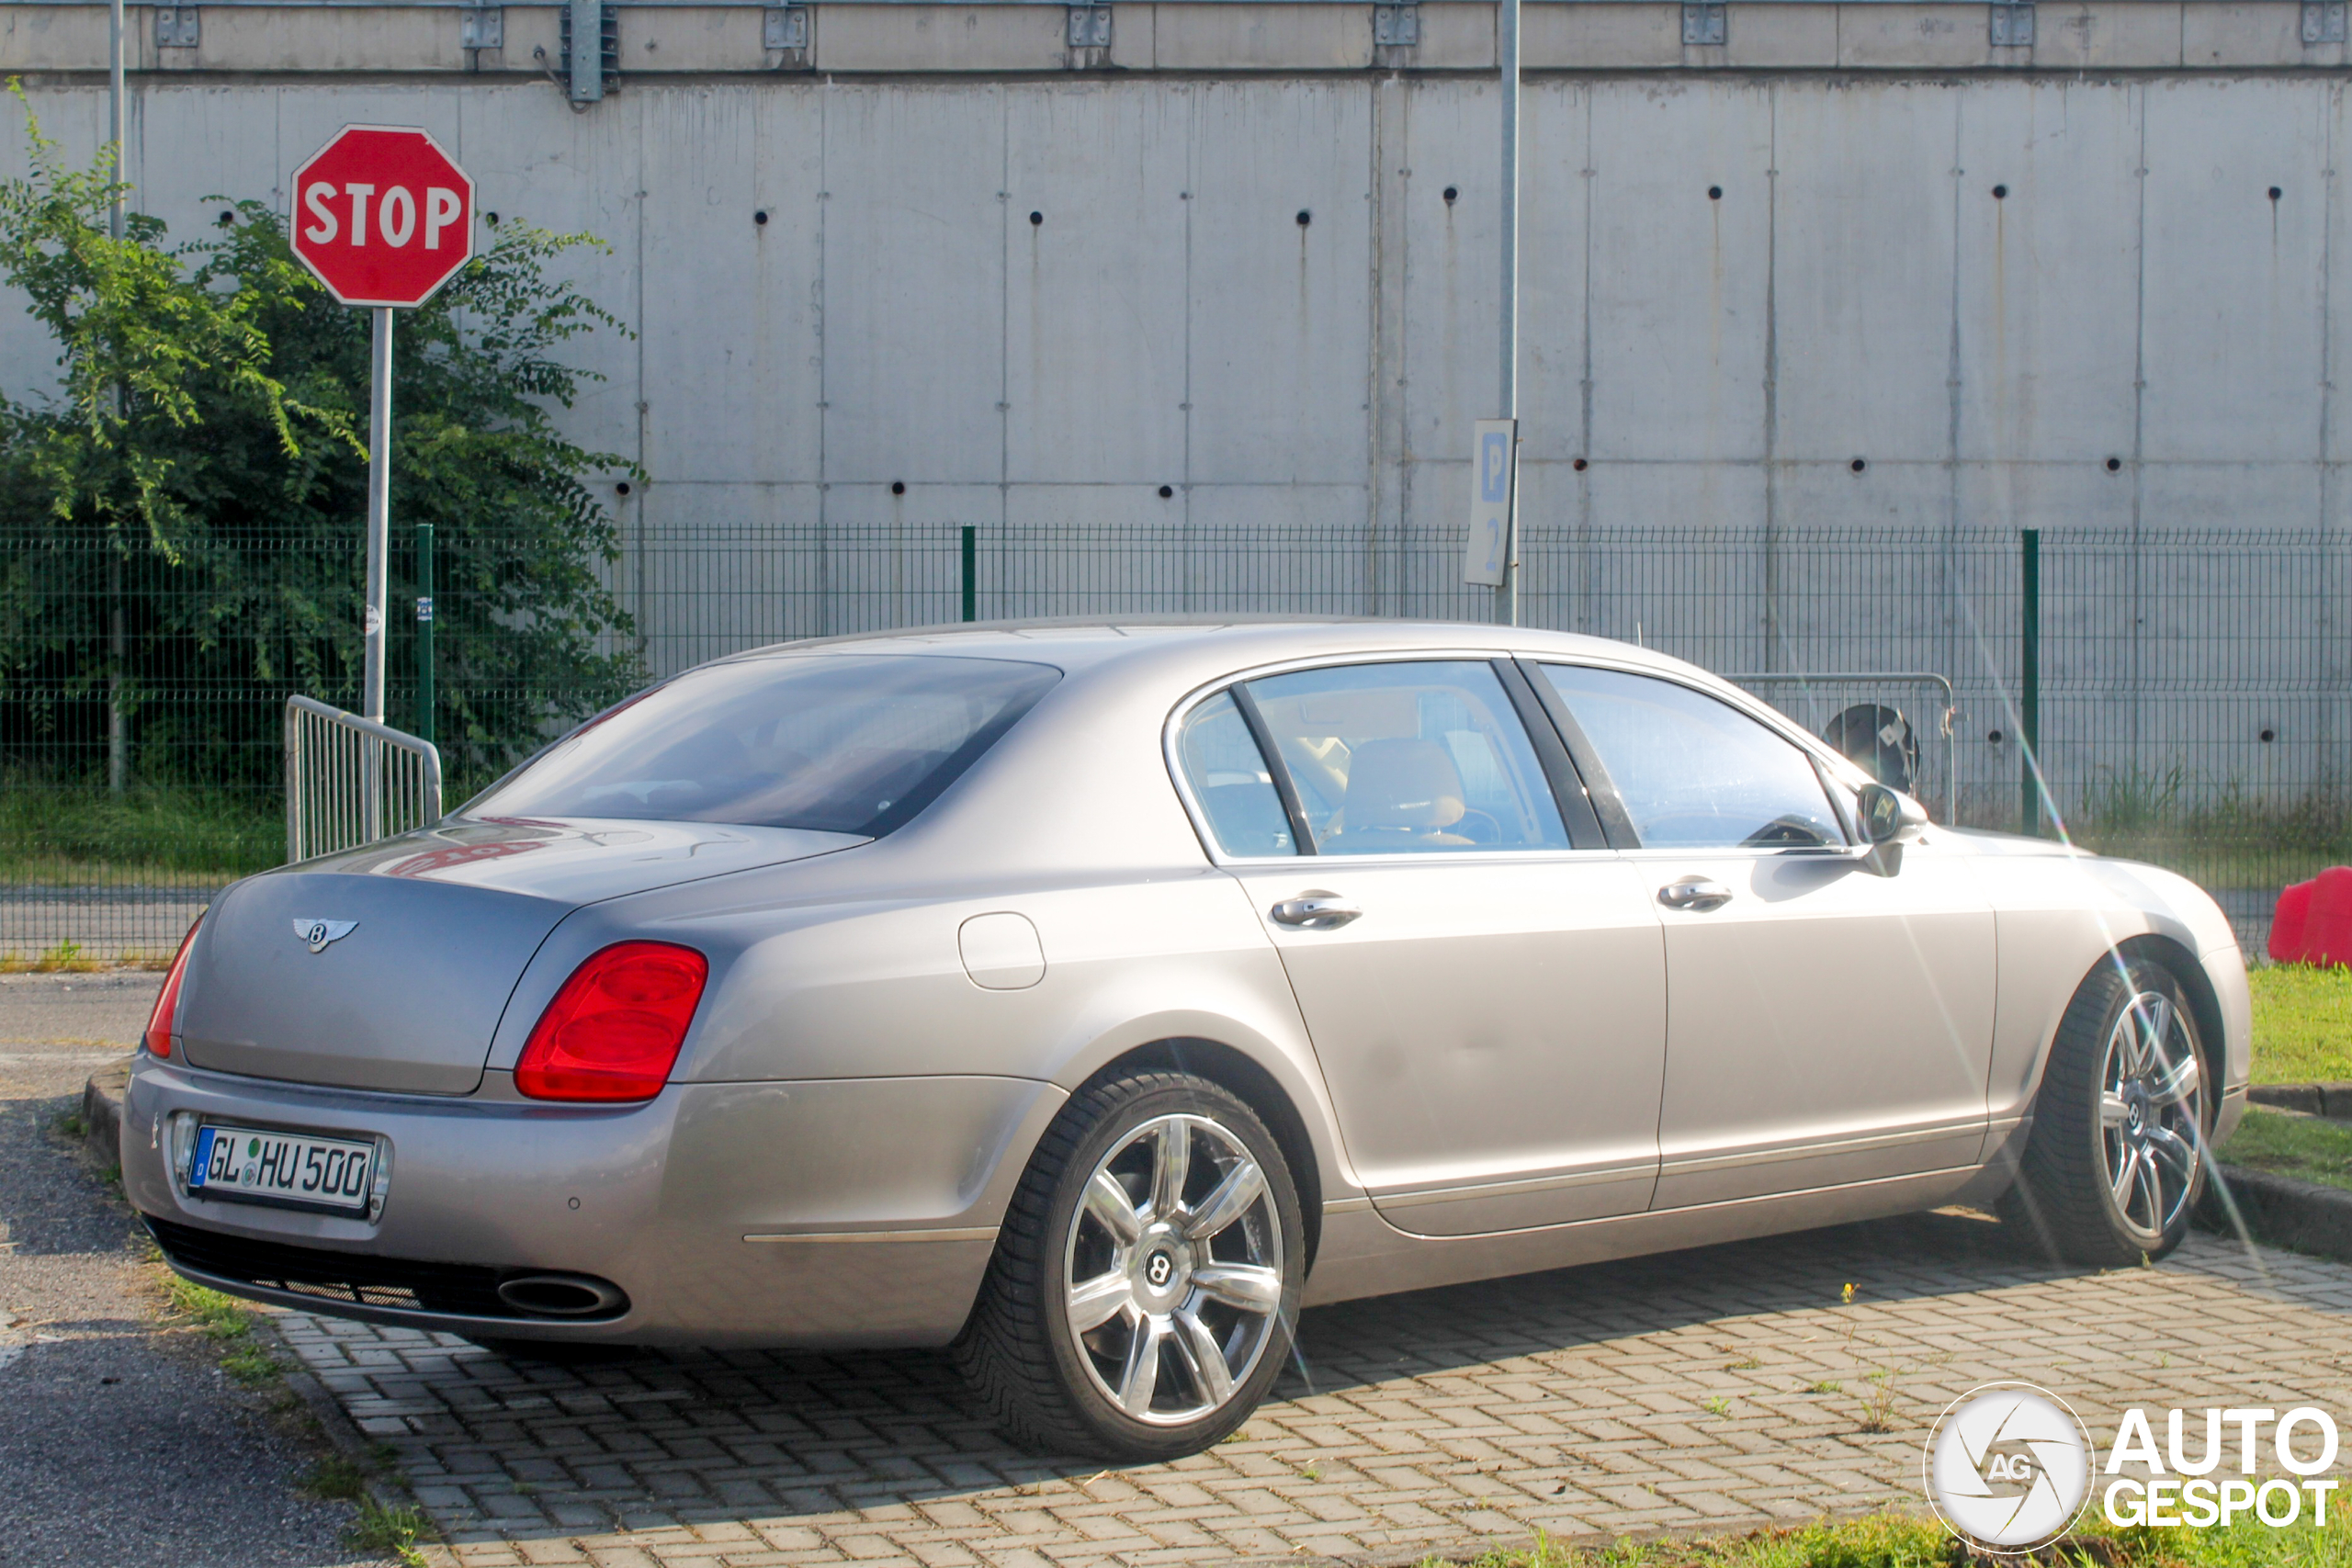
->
[956,1070,1302,1461]
[2002,957,2209,1266]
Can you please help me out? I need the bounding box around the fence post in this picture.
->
[415,521,435,748]
[2019,527,2041,837]
[961,525,978,623]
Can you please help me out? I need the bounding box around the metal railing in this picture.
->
[1724,672,1960,826]
[284,695,444,863]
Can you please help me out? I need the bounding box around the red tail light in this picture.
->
[514,942,708,1101]
[145,917,202,1059]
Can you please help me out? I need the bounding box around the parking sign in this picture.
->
[1464,419,1517,586]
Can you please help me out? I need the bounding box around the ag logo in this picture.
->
[1924,1382,2093,1553]
[292,918,358,954]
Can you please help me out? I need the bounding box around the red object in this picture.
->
[2271,867,2352,968]
[289,126,475,308]
[144,917,201,1058]
[514,942,709,1101]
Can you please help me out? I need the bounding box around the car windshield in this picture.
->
[465,654,1060,836]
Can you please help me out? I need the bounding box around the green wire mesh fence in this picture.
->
[4,522,2344,958]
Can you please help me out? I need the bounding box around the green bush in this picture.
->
[0,85,644,795]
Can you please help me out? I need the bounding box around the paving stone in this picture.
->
[272,1212,2352,1567]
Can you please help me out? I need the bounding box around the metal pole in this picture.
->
[2019,527,2041,837]
[1495,0,1521,627]
[415,521,435,748]
[105,0,128,793]
[961,525,978,623]
[363,307,392,839]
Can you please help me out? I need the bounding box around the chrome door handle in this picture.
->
[1657,877,1734,912]
[1270,893,1362,930]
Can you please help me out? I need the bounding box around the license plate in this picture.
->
[189,1123,377,1215]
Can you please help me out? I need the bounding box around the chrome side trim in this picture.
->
[1367,1159,1658,1210]
[1658,1120,1986,1178]
[741,1225,1000,1245]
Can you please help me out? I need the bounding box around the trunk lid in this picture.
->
[175,818,864,1094]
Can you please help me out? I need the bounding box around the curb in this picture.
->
[83,1055,132,1168]
[2199,1163,2352,1262]
[2248,1081,2352,1118]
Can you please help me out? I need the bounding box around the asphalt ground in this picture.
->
[0,974,386,1568]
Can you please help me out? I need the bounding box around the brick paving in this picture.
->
[273,1210,2352,1567]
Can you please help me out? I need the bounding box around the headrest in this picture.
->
[1343,739,1466,830]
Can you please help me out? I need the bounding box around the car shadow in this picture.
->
[300,1204,2178,1548]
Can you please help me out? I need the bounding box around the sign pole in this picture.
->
[363,306,392,839]
[1497,0,1521,627]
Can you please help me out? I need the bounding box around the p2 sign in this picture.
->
[290,126,475,309]
[1464,419,1517,587]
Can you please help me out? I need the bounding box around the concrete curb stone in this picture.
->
[82,1053,131,1167]
[2248,1081,2352,1117]
[2199,1164,2352,1262]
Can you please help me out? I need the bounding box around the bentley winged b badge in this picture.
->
[292,918,358,954]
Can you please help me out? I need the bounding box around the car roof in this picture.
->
[708,615,1721,690]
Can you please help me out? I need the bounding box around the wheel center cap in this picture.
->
[1146,1250,1175,1289]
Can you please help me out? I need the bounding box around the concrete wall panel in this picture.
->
[1769,85,1959,465]
[1003,85,1189,486]
[2140,79,2326,464]
[819,86,1006,485]
[1514,84,1590,463]
[1184,82,1371,484]
[1956,82,2142,466]
[1586,80,1772,464]
[639,88,824,486]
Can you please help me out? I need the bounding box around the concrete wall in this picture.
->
[3,7,2347,822]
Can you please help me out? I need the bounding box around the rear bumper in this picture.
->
[122,1055,1061,1348]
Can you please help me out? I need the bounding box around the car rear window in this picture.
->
[464,655,1060,836]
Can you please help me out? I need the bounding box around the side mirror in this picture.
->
[1855,782,1928,874]
[1857,782,1928,846]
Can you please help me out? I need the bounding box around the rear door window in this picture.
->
[1536,664,1845,850]
[1240,661,1569,855]
[465,654,1059,836]
[1173,691,1296,856]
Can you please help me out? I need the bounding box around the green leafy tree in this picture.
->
[0,87,644,802]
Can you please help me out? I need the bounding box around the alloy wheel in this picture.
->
[2098,987,2205,1243]
[1061,1112,1285,1427]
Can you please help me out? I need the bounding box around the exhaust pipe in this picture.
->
[494,1272,628,1318]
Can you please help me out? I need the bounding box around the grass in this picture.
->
[2248,964,2352,1085]
[0,778,279,885]
[300,1455,372,1502]
[2216,1108,2352,1192]
[345,1496,430,1567]
[1420,1508,2352,1568]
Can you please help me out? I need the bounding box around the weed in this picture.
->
[1298,1461,1323,1482]
[1856,1366,1900,1433]
[1702,1396,1734,1418]
[164,1276,253,1340]
[51,1109,88,1140]
[1804,1380,1842,1395]
[345,1497,429,1568]
[301,1455,370,1502]
[220,1344,280,1385]
[1726,1354,1761,1371]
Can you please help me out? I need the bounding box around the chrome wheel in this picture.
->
[2098,986,2205,1243]
[1061,1112,1285,1427]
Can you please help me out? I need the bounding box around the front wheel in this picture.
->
[2001,957,2210,1267]
[956,1070,1303,1461]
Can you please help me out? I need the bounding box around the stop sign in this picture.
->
[290,125,475,309]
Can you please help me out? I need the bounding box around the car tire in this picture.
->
[956,1069,1303,1461]
[2000,955,2211,1267]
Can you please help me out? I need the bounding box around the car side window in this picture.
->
[1174,692,1296,856]
[1537,664,1847,851]
[1242,661,1570,855]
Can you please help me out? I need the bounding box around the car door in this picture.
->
[1527,661,1996,1210]
[1172,658,1667,1236]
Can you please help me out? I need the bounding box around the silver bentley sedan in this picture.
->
[123,619,2249,1460]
